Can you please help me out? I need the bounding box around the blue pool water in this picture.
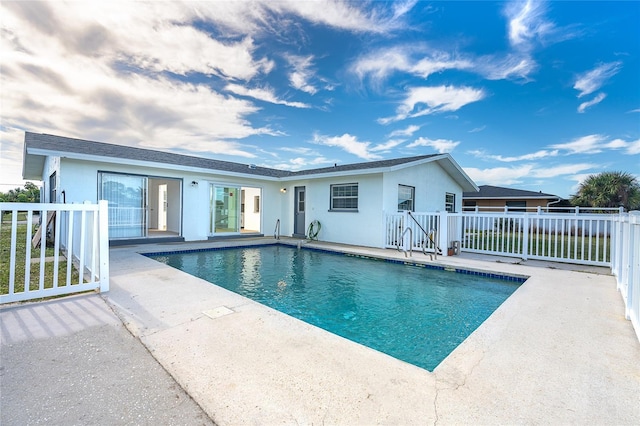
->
[148,245,523,371]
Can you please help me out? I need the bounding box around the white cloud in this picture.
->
[525,135,640,156]
[464,165,534,185]
[312,133,381,160]
[464,162,595,186]
[371,139,405,152]
[351,46,474,88]
[379,85,485,124]
[550,134,624,154]
[475,53,537,81]
[469,125,486,133]
[225,83,310,108]
[286,54,318,95]
[407,137,460,153]
[351,47,413,85]
[1,0,307,174]
[279,146,320,156]
[531,163,597,178]
[470,149,559,162]
[574,62,622,98]
[626,139,640,155]
[269,155,332,171]
[277,0,413,33]
[504,0,554,51]
[388,125,420,138]
[577,93,606,113]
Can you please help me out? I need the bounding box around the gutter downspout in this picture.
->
[546,197,562,210]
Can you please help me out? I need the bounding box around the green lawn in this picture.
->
[1,212,81,295]
[464,230,611,262]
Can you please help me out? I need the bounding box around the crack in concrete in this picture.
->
[432,347,487,425]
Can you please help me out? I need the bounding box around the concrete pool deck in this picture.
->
[4,237,640,424]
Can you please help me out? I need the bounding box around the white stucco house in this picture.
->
[22,132,478,248]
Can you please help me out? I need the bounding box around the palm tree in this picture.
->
[571,171,640,211]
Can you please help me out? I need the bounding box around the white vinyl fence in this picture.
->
[386,209,620,266]
[611,211,640,340]
[459,210,616,266]
[0,201,109,304]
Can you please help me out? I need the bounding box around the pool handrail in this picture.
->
[274,219,280,240]
[397,226,413,257]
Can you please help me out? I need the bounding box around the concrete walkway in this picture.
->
[0,294,214,425]
[3,238,639,425]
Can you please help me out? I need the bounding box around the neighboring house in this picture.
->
[22,132,478,248]
[462,185,564,212]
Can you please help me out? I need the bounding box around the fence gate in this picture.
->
[0,201,109,304]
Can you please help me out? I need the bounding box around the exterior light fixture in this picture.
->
[280,188,287,193]
[191,180,198,187]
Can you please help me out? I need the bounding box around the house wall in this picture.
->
[383,162,464,213]
[276,161,465,248]
[281,173,385,247]
[47,154,467,247]
[57,158,282,241]
[242,187,261,232]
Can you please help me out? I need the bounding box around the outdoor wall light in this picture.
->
[280,188,287,193]
[191,180,198,187]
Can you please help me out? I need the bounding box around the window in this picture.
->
[398,185,414,211]
[297,189,305,213]
[49,172,57,203]
[506,200,526,212]
[445,192,456,212]
[330,183,358,211]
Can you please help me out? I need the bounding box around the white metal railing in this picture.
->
[385,209,618,265]
[459,211,614,266]
[463,205,625,214]
[611,211,640,340]
[384,211,441,254]
[0,201,109,304]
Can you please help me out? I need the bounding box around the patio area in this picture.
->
[3,237,639,424]
[109,238,639,424]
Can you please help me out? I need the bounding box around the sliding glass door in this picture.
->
[99,173,147,238]
[209,184,262,235]
[210,185,240,233]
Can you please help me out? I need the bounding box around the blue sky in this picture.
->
[1,0,638,198]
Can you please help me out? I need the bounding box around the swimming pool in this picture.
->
[148,244,525,371]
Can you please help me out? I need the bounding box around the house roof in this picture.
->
[22,132,289,179]
[22,132,477,191]
[463,185,560,200]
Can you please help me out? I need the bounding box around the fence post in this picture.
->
[439,211,449,255]
[522,212,530,260]
[624,212,637,320]
[98,200,110,292]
